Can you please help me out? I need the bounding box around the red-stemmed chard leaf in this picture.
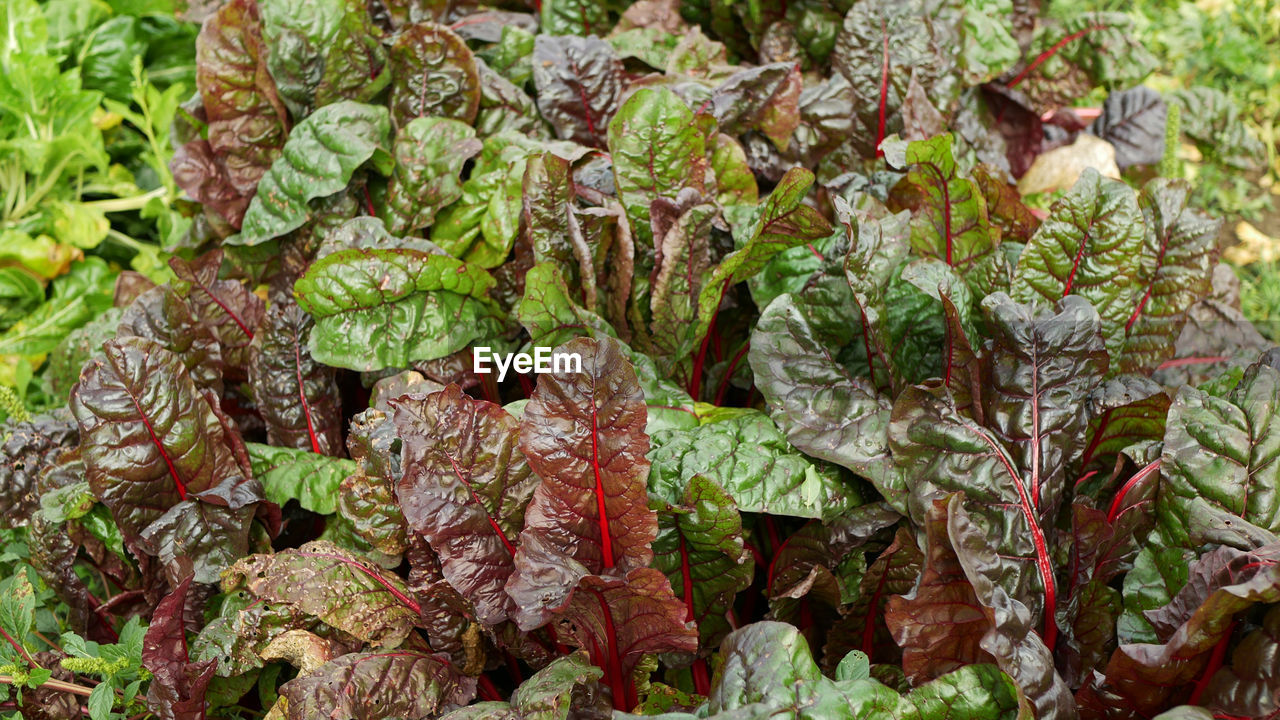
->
[886,496,996,682]
[195,0,288,196]
[391,384,539,626]
[507,336,658,630]
[946,496,1076,719]
[143,576,217,720]
[1077,375,1169,481]
[823,525,922,669]
[224,540,422,647]
[881,134,1001,295]
[831,0,954,159]
[891,294,1106,662]
[69,337,265,584]
[117,284,225,400]
[531,35,624,149]
[168,250,265,381]
[1114,178,1220,375]
[248,301,342,456]
[1192,605,1280,719]
[981,292,1109,526]
[554,568,697,711]
[1078,543,1280,718]
[279,649,474,720]
[649,473,752,656]
[1010,169,1147,361]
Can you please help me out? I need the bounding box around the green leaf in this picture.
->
[517,263,616,350]
[650,474,753,650]
[1158,362,1280,549]
[233,101,391,246]
[648,409,863,521]
[258,0,387,117]
[1010,167,1148,360]
[247,443,355,515]
[749,292,901,512]
[0,297,93,358]
[294,233,504,371]
[0,572,35,653]
[380,117,481,235]
[87,681,113,720]
[607,88,707,250]
[541,0,608,36]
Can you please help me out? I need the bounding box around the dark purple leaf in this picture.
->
[532,35,624,148]
[391,384,538,626]
[507,337,658,629]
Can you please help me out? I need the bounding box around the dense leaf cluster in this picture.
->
[2,1,1278,719]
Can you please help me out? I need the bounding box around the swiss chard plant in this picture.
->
[2,1,1279,720]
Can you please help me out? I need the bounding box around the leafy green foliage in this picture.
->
[6,1,1280,719]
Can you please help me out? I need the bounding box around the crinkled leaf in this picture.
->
[168,250,265,379]
[518,263,617,350]
[0,411,78,529]
[1011,13,1157,113]
[749,292,901,512]
[889,303,1094,631]
[280,649,471,720]
[648,409,863,521]
[886,496,996,683]
[117,284,225,397]
[233,101,391,246]
[555,569,698,710]
[608,88,707,250]
[387,22,480,129]
[390,384,538,625]
[248,302,342,455]
[709,62,802,149]
[1083,543,1280,716]
[293,236,502,372]
[1168,87,1267,172]
[980,292,1109,524]
[650,473,752,651]
[69,337,263,583]
[143,576,217,720]
[507,337,658,630]
[832,0,956,158]
[541,0,609,36]
[1010,169,1148,359]
[196,0,288,195]
[1079,375,1170,474]
[258,0,387,118]
[532,35,623,148]
[1115,178,1219,375]
[439,652,607,720]
[381,117,481,235]
[337,408,409,556]
[247,442,354,515]
[226,540,421,647]
[882,133,999,293]
[1158,361,1280,549]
